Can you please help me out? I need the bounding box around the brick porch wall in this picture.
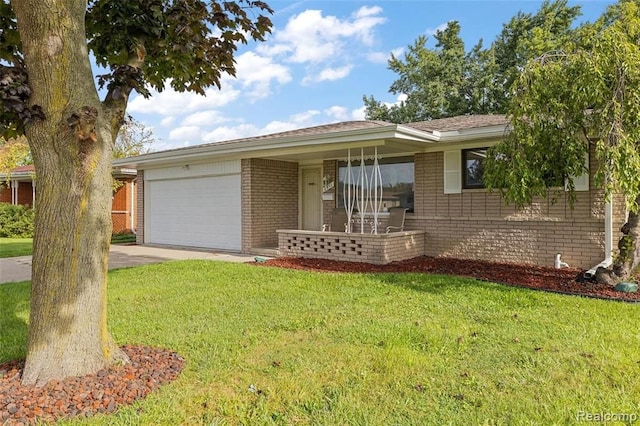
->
[242,159,298,252]
[136,170,144,245]
[278,230,425,264]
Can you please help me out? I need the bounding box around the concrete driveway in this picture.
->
[0,245,261,284]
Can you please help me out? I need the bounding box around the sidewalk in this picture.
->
[0,245,262,284]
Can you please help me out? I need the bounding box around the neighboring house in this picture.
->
[0,164,138,233]
[114,115,624,270]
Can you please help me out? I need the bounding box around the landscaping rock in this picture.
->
[0,345,184,425]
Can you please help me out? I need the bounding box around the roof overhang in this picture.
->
[114,120,510,169]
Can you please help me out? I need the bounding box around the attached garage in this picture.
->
[144,160,241,251]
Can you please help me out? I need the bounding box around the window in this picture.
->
[462,148,487,189]
[337,156,414,213]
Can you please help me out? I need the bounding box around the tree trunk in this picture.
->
[13,0,128,386]
[596,194,640,285]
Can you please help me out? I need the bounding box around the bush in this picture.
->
[0,202,35,238]
[111,230,136,244]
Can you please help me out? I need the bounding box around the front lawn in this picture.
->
[0,234,137,259]
[0,238,33,258]
[1,261,638,424]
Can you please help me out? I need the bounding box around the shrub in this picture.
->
[111,230,136,244]
[0,202,35,238]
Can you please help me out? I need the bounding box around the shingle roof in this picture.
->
[405,115,508,132]
[11,165,34,173]
[154,120,393,155]
[117,114,510,163]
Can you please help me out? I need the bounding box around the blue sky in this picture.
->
[126,0,615,152]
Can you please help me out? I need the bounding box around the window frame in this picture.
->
[336,155,415,213]
[461,147,488,190]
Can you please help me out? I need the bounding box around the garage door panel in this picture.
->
[146,174,241,250]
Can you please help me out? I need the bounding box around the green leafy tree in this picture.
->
[0,0,272,386]
[114,115,155,159]
[364,22,478,122]
[492,0,582,111]
[364,0,582,123]
[0,135,31,181]
[484,0,640,284]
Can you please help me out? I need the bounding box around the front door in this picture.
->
[301,167,321,230]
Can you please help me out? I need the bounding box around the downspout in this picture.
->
[130,177,136,231]
[11,180,18,205]
[584,199,613,279]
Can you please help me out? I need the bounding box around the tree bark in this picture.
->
[596,194,640,285]
[12,0,128,386]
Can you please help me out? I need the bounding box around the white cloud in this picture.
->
[159,116,175,127]
[351,106,366,121]
[324,105,349,121]
[235,51,292,99]
[258,7,386,64]
[202,124,261,142]
[181,110,229,127]
[202,109,326,143]
[128,81,240,116]
[291,110,320,123]
[426,22,449,37]
[303,65,353,85]
[366,51,389,64]
[168,126,203,142]
[367,46,404,64]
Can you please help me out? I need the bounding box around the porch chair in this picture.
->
[322,207,349,232]
[385,207,407,233]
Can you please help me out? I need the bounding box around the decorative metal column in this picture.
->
[343,149,355,233]
[342,148,384,234]
[369,147,383,234]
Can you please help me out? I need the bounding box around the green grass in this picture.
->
[0,237,33,258]
[1,261,639,425]
[0,234,136,258]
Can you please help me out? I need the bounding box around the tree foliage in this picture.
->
[364,0,583,123]
[1,0,273,386]
[114,116,155,159]
[484,0,640,282]
[0,135,31,180]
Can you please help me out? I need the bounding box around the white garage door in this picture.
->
[146,174,241,250]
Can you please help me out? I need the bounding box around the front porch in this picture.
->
[277,229,426,265]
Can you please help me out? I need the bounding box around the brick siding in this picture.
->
[111,178,136,233]
[411,151,625,269]
[0,183,11,204]
[242,159,298,252]
[316,150,624,270]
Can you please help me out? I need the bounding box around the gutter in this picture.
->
[584,199,613,279]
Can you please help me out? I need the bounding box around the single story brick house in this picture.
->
[114,114,624,272]
[0,165,138,233]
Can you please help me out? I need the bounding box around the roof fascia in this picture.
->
[114,124,437,168]
[431,124,509,143]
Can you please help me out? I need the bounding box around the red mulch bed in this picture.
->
[0,345,184,425]
[256,256,640,303]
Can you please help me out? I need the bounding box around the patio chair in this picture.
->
[322,207,349,232]
[385,207,407,233]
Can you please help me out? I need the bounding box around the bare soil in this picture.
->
[258,256,640,303]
